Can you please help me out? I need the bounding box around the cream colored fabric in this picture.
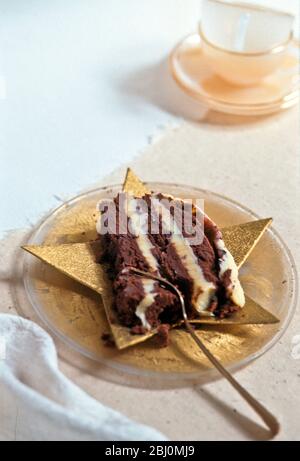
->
[1,110,299,440]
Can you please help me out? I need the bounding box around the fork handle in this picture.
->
[185,321,280,437]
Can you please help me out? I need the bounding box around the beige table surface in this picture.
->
[1,108,299,441]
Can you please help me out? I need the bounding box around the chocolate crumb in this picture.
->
[131,325,147,335]
[101,332,115,348]
[156,324,170,348]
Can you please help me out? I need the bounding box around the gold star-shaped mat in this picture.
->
[23,169,278,350]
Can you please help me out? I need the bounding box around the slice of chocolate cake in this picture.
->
[97,192,245,334]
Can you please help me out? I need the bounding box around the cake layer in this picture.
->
[100,195,180,330]
[98,192,245,332]
[145,194,219,313]
[204,215,245,314]
[113,273,180,330]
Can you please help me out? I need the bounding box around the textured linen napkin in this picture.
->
[0,314,166,441]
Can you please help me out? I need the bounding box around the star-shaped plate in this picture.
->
[23,169,279,350]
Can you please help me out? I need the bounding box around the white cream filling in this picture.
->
[172,235,216,312]
[152,198,216,312]
[135,279,157,329]
[127,197,158,272]
[127,197,160,328]
[215,239,245,308]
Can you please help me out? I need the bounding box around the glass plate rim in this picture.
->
[21,182,299,382]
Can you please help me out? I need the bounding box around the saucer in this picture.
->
[170,33,300,116]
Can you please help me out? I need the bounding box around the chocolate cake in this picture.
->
[97,192,245,335]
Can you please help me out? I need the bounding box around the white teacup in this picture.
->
[200,0,295,86]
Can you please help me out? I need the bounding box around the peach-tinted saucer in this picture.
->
[170,34,300,116]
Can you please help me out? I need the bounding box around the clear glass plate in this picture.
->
[17,184,298,386]
[170,34,300,116]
